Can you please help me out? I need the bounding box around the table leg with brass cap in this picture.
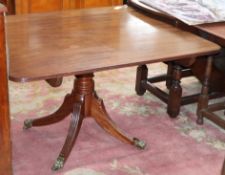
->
[24,73,146,170]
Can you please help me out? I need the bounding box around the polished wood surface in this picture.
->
[7,6,220,170]
[15,0,123,14]
[0,4,13,175]
[15,0,76,14]
[197,23,225,47]
[7,6,219,83]
[79,0,123,8]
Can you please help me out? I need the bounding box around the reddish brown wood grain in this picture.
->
[79,0,122,8]
[197,23,225,47]
[6,6,220,83]
[0,5,13,175]
[15,0,123,14]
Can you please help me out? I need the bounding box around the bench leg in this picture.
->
[135,65,148,96]
[197,56,212,125]
[166,62,173,89]
[167,64,182,118]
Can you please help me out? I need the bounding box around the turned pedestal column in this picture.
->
[24,73,146,170]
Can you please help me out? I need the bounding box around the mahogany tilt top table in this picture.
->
[6,5,220,170]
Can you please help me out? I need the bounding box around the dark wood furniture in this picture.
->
[196,24,225,128]
[198,66,225,175]
[0,3,13,175]
[196,23,225,47]
[195,40,225,175]
[6,5,219,171]
[14,0,124,87]
[129,0,225,118]
[196,57,225,127]
[15,0,123,14]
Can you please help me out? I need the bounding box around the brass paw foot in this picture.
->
[133,138,146,149]
[52,156,65,171]
[23,119,33,130]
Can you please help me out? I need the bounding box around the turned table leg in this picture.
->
[197,56,213,125]
[166,62,173,89]
[167,64,182,118]
[24,73,146,170]
[135,65,148,96]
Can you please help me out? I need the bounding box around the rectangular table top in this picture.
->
[129,0,225,46]
[196,23,225,47]
[6,6,220,83]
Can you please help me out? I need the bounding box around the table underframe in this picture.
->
[23,73,146,170]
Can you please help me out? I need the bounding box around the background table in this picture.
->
[128,0,225,117]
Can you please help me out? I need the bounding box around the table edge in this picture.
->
[9,49,220,83]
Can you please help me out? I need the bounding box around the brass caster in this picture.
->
[133,138,146,149]
[52,156,65,171]
[23,119,33,130]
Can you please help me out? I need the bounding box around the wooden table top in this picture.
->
[196,23,225,47]
[6,6,220,83]
[128,0,225,46]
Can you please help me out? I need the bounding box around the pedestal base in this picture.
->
[24,73,146,170]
